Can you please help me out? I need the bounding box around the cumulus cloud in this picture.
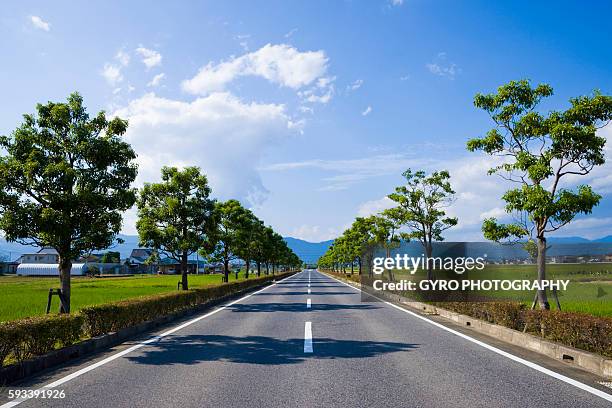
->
[30,16,50,31]
[101,63,123,86]
[136,47,162,69]
[115,49,130,66]
[112,92,300,209]
[181,43,329,95]
[147,73,165,87]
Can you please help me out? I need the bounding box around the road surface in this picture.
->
[3,270,611,408]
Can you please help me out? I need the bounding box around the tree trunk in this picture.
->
[350,261,354,276]
[224,259,230,282]
[181,252,189,290]
[58,255,72,313]
[425,242,434,281]
[257,261,261,277]
[266,263,269,275]
[245,260,250,279]
[537,236,550,310]
[358,258,362,276]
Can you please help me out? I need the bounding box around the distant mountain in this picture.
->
[2,233,610,264]
[547,236,591,243]
[0,234,334,264]
[283,237,333,264]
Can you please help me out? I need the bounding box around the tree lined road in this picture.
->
[5,270,611,408]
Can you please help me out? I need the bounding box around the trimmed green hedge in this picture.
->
[0,272,293,367]
[323,270,612,358]
[433,302,612,358]
[0,315,83,366]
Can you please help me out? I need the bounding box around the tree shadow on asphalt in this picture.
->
[125,335,419,366]
[227,302,380,313]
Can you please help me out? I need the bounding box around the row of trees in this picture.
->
[137,166,301,290]
[319,169,458,281]
[0,93,300,313]
[320,80,611,310]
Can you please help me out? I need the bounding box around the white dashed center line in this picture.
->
[304,322,313,353]
[307,298,311,308]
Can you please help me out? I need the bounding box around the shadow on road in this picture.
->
[228,302,380,313]
[254,291,357,296]
[125,335,419,366]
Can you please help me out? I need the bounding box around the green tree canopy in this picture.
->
[467,79,612,309]
[136,166,216,290]
[206,199,251,282]
[0,92,138,312]
[387,169,458,280]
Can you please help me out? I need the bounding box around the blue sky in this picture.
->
[1,0,611,242]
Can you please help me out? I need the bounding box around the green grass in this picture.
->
[381,263,612,317]
[0,272,255,322]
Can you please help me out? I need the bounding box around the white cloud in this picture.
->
[400,75,410,81]
[361,106,372,116]
[262,153,433,191]
[115,49,130,66]
[426,52,460,80]
[101,63,123,86]
[390,0,404,5]
[289,224,339,242]
[30,16,50,31]
[284,28,298,38]
[348,79,363,91]
[357,197,395,217]
[182,43,329,95]
[147,73,165,87]
[112,92,300,216]
[136,47,162,69]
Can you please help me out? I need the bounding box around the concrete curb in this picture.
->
[322,271,612,379]
[0,273,294,385]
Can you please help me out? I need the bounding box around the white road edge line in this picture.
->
[307,298,312,309]
[1,273,300,408]
[308,288,311,294]
[322,271,612,403]
[304,321,313,353]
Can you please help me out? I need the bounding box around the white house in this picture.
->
[17,247,60,264]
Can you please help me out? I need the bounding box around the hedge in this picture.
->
[0,315,83,366]
[0,272,293,367]
[430,302,612,358]
[324,270,612,358]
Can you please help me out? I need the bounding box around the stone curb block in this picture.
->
[0,273,295,385]
[322,271,612,379]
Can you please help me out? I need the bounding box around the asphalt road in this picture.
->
[3,270,612,408]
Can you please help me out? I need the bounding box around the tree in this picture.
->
[207,199,250,282]
[0,92,138,312]
[100,251,121,263]
[251,222,269,277]
[234,211,260,279]
[467,79,611,309]
[387,169,458,280]
[137,166,216,290]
